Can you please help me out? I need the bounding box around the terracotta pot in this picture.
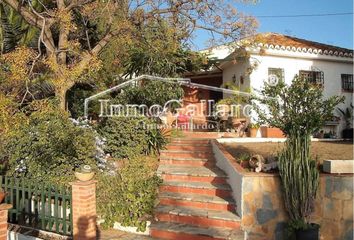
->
[75,172,95,182]
[249,128,258,138]
[260,127,285,138]
[0,192,7,203]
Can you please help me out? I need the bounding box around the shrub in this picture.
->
[0,94,23,135]
[116,80,184,107]
[66,83,99,119]
[97,155,161,231]
[98,116,167,158]
[98,117,149,159]
[1,100,97,184]
[147,127,168,155]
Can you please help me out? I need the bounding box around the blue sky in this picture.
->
[193,0,353,50]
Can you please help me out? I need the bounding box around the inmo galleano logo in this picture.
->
[84,75,279,130]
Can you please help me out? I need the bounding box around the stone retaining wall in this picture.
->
[212,140,354,240]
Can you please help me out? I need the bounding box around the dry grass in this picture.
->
[223,141,354,163]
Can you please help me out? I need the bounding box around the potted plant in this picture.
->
[237,153,250,169]
[279,135,320,240]
[248,123,260,137]
[337,104,353,139]
[75,165,95,182]
[218,82,251,123]
[253,76,344,240]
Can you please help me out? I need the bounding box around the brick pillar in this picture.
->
[0,204,12,240]
[70,180,97,240]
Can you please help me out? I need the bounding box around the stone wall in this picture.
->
[212,140,354,240]
[313,175,353,240]
[242,175,287,240]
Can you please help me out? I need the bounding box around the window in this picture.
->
[341,74,353,91]
[299,70,324,85]
[268,68,285,82]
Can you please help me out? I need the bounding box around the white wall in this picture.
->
[222,59,251,98]
[222,50,353,137]
[201,45,232,60]
[211,141,243,217]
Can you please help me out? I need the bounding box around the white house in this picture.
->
[188,33,353,138]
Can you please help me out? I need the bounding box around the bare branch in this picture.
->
[91,29,122,55]
[82,16,92,50]
[2,0,51,28]
[27,0,56,55]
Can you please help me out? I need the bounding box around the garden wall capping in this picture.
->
[7,224,70,240]
[217,137,348,144]
[323,159,354,174]
[212,139,354,240]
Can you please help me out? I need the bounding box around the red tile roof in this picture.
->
[253,33,353,57]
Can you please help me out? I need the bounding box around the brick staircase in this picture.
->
[150,138,244,240]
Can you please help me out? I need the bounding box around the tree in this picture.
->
[253,76,344,233]
[2,0,257,110]
[253,76,344,136]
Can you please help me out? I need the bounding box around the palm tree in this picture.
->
[0,2,38,53]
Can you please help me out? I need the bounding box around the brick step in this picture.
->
[157,165,226,178]
[160,150,213,159]
[160,157,215,167]
[166,145,211,151]
[162,174,226,184]
[150,222,244,240]
[154,205,241,229]
[167,142,211,147]
[159,192,236,212]
[160,181,231,197]
[171,139,210,144]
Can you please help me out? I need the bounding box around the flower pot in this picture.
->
[75,172,95,182]
[342,128,353,139]
[249,128,258,138]
[295,223,320,240]
[260,126,285,138]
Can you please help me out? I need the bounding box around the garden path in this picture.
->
[98,229,156,240]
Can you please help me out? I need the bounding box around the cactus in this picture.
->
[278,129,319,223]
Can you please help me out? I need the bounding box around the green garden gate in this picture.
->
[0,176,73,236]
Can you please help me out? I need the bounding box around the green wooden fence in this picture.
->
[0,176,73,236]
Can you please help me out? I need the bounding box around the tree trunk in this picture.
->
[56,88,67,110]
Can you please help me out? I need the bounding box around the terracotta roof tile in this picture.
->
[253,32,353,56]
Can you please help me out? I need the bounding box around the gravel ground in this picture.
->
[223,141,354,163]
